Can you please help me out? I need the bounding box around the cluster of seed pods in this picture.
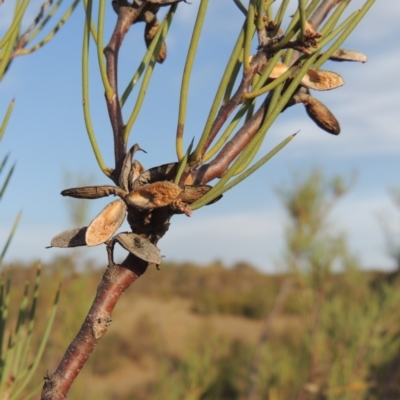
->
[48,144,219,265]
[256,48,367,135]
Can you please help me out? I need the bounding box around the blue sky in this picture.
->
[0,1,399,272]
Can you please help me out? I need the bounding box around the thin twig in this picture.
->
[15,0,53,51]
[104,3,147,180]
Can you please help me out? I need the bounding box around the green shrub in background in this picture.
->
[0,267,60,400]
[248,171,400,400]
[0,1,79,398]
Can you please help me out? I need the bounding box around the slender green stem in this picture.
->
[82,0,110,177]
[82,0,98,43]
[310,10,357,58]
[204,52,314,180]
[0,99,15,141]
[265,0,273,22]
[123,58,157,143]
[270,0,320,52]
[191,22,246,163]
[191,133,295,210]
[245,61,292,99]
[11,283,29,378]
[313,0,376,69]
[176,0,210,161]
[253,51,283,91]
[120,8,176,108]
[257,0,265,31]
[266,84,285,119]
[18,267,41,376]
[299,0,307,40]
[232,0,247,16]
[174,138,194,185]
[319,0,350,37]
[24,0,64,44]
[0,275,12,360]
[16,0,81,56]
[0,0,29,48]
[223,56,243,104]
[245,98,255,123]
[0,211,21,267]
[273,0,291,33]
[202,101,251,162]
[0,162,15,200]
[10,284,61,400]
[232,125,265,175]
[243,1,255,73]
[0,153,9,173]
[123,7,177,143]
[0,18,20,79]
[259,52,319,135]
[97,0,114,100]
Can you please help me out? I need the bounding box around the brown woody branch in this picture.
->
[41,255,147,400]
[104,3,147,182]
[194,96,269,185]
[199,50,270,159]
[42,205,173,399]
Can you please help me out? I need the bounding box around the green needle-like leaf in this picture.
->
[10,282,61,400]
[191,133,296,210]
[0,100,15,141]
[176,0,210,160]
[0,211,22,265]
[82,0,111,177]
[15,0,81,57]
[0,163,15,200]
[174,138,194,185]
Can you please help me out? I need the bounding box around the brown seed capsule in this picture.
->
[132,162,178,190]
[255,61,344,91]
[171,198,192,216]
[268,62,290,78]
[48,227,87,248]
[119,143,145,192]
[178,185,213,204]
[61,185,126,199]
[296,94,340,135]
[301,69,344,91]
[114,232,162,264]
[128,160,146,190]
[125,181,182,209]
[329,49,367,63]
[86,199,127,246]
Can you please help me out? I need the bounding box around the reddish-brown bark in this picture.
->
[41,255,148,400]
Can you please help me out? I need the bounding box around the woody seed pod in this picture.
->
[125,181,182,209]
[86,199,127,246]
[295,93,340,135]
[48,227,87,248]
[61,185,126,199]
[114,232,162,265]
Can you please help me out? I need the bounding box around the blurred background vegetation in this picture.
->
[2,169,400,400]
[2,2,399,399]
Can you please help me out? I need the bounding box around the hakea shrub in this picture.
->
[43,0,375,398]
